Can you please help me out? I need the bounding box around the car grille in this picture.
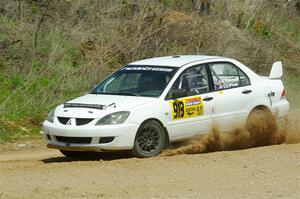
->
[57,117,69,125]
[76,118,94,126]
[55,136,92,144]
[57,117,94,126]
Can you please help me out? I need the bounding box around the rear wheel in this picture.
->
[133,120,166,158]
[246,107,279,147]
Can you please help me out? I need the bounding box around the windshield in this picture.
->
[91,66,178,97]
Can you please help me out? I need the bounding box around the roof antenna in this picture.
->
[172,55,180,58]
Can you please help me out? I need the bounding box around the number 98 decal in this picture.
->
[172,100,185,119]
[170,97,204,120]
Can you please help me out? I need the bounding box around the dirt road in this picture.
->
[1,142,300,199]
[1,111,300,199]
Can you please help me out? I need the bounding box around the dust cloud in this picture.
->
[163,111,300,156]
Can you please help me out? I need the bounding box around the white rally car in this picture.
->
[43,55,289,158]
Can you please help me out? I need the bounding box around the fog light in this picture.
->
[99,137,115,144]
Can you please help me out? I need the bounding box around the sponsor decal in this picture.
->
[170,97,204,120]
[122,67,173,72]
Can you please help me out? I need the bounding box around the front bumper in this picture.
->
[43,121,139,151]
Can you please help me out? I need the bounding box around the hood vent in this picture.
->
[64,103,105,110]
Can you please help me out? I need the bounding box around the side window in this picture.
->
[238,69,250,86]
[169,64,209,97]
[209,63,250,90]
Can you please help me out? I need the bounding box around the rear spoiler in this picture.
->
[269,61,283,79]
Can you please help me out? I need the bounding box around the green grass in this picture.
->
[0,16,93,142]
[0,118,41,143]
[279,20,300,44]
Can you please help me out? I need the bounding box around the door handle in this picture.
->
[203,97,213,101]
[242,89,252,94]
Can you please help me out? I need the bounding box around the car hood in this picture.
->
[54,94,155,119]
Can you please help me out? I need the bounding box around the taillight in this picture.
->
[281,88,286,99]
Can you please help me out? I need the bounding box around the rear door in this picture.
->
[165,64,216,140]
[208,62,253,130]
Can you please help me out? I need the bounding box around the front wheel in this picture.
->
[132,120,166,158]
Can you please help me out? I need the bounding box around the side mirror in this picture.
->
[269,61,283,79]
[169,89,188,99]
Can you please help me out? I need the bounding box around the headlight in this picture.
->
[96,111,130,125]
[47,108,56,123]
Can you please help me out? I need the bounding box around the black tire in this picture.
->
[60,150,98,159]
[132,120,166,158]
[246,108,277,147]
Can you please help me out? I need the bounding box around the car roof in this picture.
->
[128,55,225,67]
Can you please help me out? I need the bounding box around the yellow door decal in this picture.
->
[170,97,204,120]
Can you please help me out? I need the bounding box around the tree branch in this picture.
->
[34,0,50,48]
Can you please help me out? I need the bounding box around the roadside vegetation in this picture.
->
[0,0,299,142]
